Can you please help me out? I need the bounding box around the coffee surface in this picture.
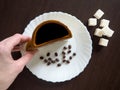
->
[35,23,69,45]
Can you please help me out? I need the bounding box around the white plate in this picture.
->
[21,12,92,82]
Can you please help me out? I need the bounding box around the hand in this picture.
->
[0,34,36,90]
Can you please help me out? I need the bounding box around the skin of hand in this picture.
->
[0,34,36,90]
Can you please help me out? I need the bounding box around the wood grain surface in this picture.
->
[0,0,120,90]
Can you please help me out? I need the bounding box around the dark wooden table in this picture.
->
[0,0,120,90]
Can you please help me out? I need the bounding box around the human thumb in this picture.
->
[16,50,37,69]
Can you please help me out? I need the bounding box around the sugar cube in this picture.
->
[94,9,104,19]
[99,38,109,47]
[88,18,97,26]
[102,26,114,37]
[94,28,104,37]
[100,19,110,27]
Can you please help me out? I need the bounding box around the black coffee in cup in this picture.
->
[26,20,72,51]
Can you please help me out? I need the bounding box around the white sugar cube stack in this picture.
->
[88,9,115,47]
[94,26,114,38]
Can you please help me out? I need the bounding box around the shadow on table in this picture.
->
[85,21,104,52]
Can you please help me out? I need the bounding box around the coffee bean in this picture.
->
[51,60,55,63]
[62,51,66,55]
[47,52,50,56]
[62,59,66,63]
[44,59,48,63]
[69,56,72,60]
[57,63,61,67]
[67,50,71,54]
[55,52,58,56]
[63,46,67,50]
[55,58,59,62]
[73,53,76,56]
[48,58,52,61]
[47,62,51,66]
[63,55,66,59]
[66,60,70,64]
[68,45,72,49]
[40,56,44,60]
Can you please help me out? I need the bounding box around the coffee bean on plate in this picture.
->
[47,62,51,66]
[48,58,52,61]
[73,53,76,56]
[54,52,58,56]
[67,50,71,54]
[63,55,66,59]
[57,63,61,67]
[66,60,70,64]
[51,60,55,64]
[46,52,50,56]
[62,59,66,63]
[44,59,48,63]
[69,56,72,60]
[62,51,66,55]
[55,58,59,62]
[68,45,72,49]
[63,46,67,50]
[40,56,44,60]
